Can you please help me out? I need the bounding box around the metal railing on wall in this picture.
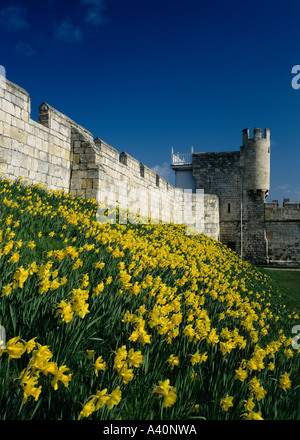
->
[171,147,193,166]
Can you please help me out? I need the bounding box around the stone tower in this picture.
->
[172,127,271,264]
[240,127,270,263]
[241,127,270,195]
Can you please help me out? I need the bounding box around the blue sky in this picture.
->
[1,0,300,203]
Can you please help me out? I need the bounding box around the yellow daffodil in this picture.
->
[93,356,106,376]
[220,395,233,411]
[279,372,291,391]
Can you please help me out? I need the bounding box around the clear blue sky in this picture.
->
[1,0,300,203]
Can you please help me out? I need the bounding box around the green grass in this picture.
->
[260,269,300,315]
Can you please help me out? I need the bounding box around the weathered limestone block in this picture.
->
[81,178,93,190]
[38,160,49,175]
[0,146,12,165]
[21,110,29,122]
[11,150,25,168]
[1,99,15,116]
[10,126,27,144]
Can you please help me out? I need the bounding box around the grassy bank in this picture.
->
[260,269,300,315]
[0,176,299,420]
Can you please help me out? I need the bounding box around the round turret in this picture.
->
[242,127,270,195]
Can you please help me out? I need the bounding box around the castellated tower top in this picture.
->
[241,127,271,195]
[242,127,270,146]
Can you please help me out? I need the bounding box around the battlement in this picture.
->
[0,76,220,238]
[265,200,300,210]
[265,202,300,222]
[242,127,270,146]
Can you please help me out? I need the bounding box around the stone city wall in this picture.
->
[265,203,300,265]
[0,79,79,191]
[0,77,220,239]
[70,130,219,237]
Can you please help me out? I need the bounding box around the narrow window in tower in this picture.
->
[228,203,231,213]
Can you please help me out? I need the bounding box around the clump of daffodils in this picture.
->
[114,345,143,384]
[2,336,71,404]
